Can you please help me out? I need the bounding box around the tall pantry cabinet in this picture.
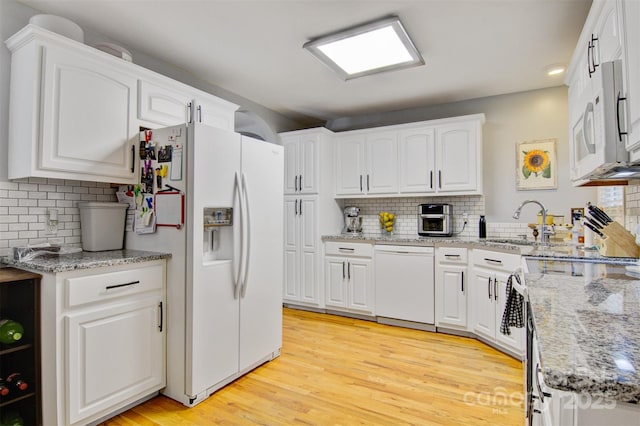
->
[282,128,342,309]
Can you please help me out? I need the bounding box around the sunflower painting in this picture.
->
[516,139,557,190]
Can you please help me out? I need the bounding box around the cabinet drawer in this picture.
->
[325,241,373,258]
[471,249,520,271]
[65,264,165,308]
[436,247,468,264]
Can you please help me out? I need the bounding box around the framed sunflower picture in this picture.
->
[516,138,557,190]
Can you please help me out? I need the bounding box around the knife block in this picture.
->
[599,221,640,257]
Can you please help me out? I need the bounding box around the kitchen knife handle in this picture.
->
[616,91,628,142]
[130,144,135,173]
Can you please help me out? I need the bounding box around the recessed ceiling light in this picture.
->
[303,16,424,80]
[545,64,566,76]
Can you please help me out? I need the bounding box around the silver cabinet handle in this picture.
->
[430,170,433,189]
[360,175,363,192]
[187,102,193,123]
[348,262,351,280]
[295,199,298,215]
[158,301,163,332]
[484,258,503,265]
[342,261,346,279]
[367,174,370,191]
[487,277,492,299]
[130,145,135,173]
[494,278,498,301]
[438,170,442,189]
[106,280,140,290]
[338,247,355,252]
[197,105,203,123]
[444,254,461,258]
[461,271,464,292]
[299,175,303,191]
[299,199,302,216]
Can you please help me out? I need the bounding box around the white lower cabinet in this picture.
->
[469,249,524,356]
[435,247,468,330]
[36,260,167,426]
[324,242,374,314]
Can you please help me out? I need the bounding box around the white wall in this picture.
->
[327,86,597,224]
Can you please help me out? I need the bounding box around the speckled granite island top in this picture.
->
[1,249,171,273]
[525,260,640,404]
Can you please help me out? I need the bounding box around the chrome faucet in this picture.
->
[513,200,552,244]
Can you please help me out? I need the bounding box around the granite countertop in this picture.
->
[1,249,171,273]
[322,233,630,261]
[525,262,640,404]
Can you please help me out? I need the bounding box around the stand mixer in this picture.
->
[342,206,363,235]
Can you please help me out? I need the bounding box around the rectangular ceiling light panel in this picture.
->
[304,16,424,80]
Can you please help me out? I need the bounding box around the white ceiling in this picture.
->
[18,0,592,125]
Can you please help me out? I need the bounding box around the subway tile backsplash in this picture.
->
[0,178,117,257]
[341,195,535,240]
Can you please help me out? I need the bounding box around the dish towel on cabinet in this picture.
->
[500,273,525,335]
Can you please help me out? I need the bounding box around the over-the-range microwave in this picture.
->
[570,59,640,181]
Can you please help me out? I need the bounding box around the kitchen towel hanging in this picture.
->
[500,273,525,335]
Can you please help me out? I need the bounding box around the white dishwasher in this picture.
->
[374,245,435,325]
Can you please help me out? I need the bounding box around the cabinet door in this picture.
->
[347,259,374,313]
[335,135,365,195]
[193,96,235,131]
[283,197,300,301]
[592,0,623,66]
[283,139,299,194]
[399,127,436,193]
[436,122,478,193]
[622,0,640,151]
[41,45,137,183]
[365,132,398,194]
[435,265,467,329]
[494,272,524,354]
[469,269,495,340]
[325,257,348,309]
[65,295,164,424]
[299,198,319,304]
[138,79,190,126]
[299,135,319,194]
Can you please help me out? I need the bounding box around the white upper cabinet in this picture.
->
[335,132,398,196]
[366,132,398,194]
[7,26,138,184]
[282,131,323,194]
[398,127,436,193]
[137,79,236,131]
[436,121,479,193]
[6,24,237,184]
[621,0,640,154]
[335,115,483,198]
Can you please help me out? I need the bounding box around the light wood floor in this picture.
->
[102,308,524,425]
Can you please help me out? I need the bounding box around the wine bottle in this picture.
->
[5,373,28,392]
[0,319,24,344]
[0,377,10,396]
[1,410,24,426]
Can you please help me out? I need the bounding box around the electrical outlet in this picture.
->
[462,212,469,222]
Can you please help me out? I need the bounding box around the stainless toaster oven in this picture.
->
[418,204,453,236]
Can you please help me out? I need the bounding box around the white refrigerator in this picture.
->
[125,123,283,406]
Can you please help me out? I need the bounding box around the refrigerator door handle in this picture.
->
[240,172,251,297]
[233,172,244,299]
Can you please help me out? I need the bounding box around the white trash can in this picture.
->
[78,202,128,251]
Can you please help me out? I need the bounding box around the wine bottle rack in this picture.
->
[0,268,41,426]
